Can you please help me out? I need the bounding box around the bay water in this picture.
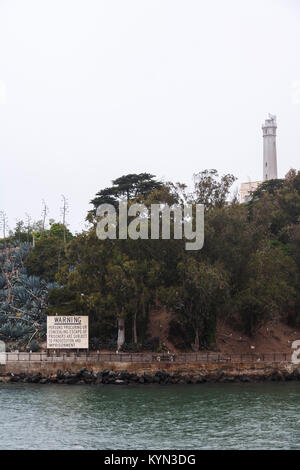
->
[0,382,300,449]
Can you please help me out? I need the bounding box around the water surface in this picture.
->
[0,382,300,449]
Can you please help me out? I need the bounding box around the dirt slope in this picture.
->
[148,308,300,354]
[215,318,300,354]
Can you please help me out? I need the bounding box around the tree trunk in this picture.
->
[63,226,66,247]
[192,329,200,352]
[117,317,125,350]
[133,312,137,344]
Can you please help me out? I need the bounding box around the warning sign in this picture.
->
[47,316,89,349]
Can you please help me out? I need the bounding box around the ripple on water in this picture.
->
[0,382,300,449]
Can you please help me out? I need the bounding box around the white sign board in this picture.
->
[0,353,6,365]
[47,316,89,349]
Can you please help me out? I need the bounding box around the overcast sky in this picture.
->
[0,0,300,233]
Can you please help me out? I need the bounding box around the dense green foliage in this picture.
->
[24,223,73,281]
[0,243,58,350]
[47,169,300,349]
[4,169,300,351]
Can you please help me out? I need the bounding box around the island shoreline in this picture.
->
[1,361,300,385]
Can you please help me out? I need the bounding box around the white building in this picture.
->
[240,181,261,204]
[240,114,278,203]
[262,114,278,181]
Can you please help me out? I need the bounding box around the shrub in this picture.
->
[28,340,40,352]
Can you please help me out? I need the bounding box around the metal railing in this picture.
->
[1,351,292,364]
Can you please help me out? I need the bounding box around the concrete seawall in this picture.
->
[1,360,300,384]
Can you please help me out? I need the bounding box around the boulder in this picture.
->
[9,375,20,383]
[270,370,284,381]
[119,371,132,381]
[56,369,64,379]
[143,374,154,384]
[31,374,42,383]
[291,368,300,380]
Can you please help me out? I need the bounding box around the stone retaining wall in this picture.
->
[1,361,300,385]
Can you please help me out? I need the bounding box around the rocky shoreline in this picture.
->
[1,367,300,385]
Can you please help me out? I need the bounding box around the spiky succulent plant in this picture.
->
[0,242,58,347]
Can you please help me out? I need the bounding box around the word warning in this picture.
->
[47,316,89,349]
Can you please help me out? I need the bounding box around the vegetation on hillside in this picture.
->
[1,169,300,352]
[0,242,58,351]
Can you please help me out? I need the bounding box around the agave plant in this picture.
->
[0,242,58,346]
[0,275,6,289]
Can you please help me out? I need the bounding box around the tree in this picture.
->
[48,232,119,342]
[163,259,229,350]
[203,204,258,292]
[249,170,300,238]
[234,244,297,336]
[24,236,65,281]
[49,223,73,242]
[88,173,163,221]
[14,220,27,243]
[251,178,284,200]
[0,212,8,248]
[41,200,49,232]
[105,260,137,350]
[192,169,237,210]
[60,195,69,246]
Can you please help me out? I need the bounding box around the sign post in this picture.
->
[47,316,89,350]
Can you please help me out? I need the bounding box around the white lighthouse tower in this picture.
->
[262,114,278,181]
